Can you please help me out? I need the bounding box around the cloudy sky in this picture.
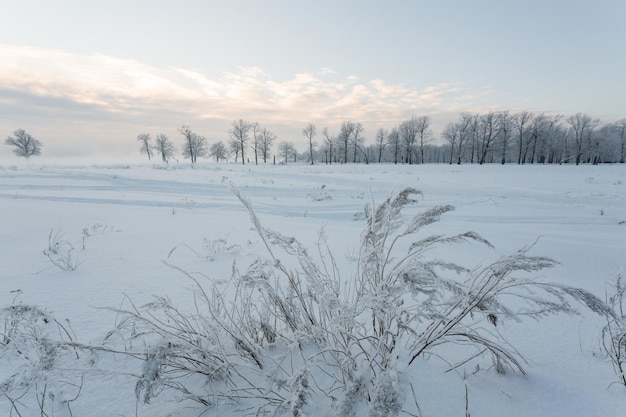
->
[1,0,625,162]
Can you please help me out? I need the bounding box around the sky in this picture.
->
[1,0,625,162]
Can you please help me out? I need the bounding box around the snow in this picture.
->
[1,162,625,416]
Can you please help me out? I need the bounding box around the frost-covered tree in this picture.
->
[209,141,227,163]
[229,119,252,165]
[228,138,240,163]
[302,123,316,165]
[386,127,401,164]
[251,122,261,165]
[350,122,364,163]
[399,117,420,164]
[278,141,296,163]
[154,133,176,164]
[375,128,387,163]
[259,127,275,163]
[137,133,153,161]
[322,127,334,164]
[5,129,42,159]
[337,121,356,164]
[567,113,596,165]
[179,126,208,164]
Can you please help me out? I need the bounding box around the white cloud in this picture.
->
[0,44,495,141]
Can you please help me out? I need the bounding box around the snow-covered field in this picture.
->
[1,162,625,417]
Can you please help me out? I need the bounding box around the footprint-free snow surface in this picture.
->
[1,162,625,417]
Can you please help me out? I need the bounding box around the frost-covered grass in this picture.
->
[0,162,625,416]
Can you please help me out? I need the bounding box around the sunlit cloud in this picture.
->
[0,44,496,157]
[0,44,492,120]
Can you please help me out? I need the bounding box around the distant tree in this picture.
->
[387,127,401,164]
[209,141,228,163]
[229,119,252,165]
[179,126,208,164]
[414,115,432,164]
[351,122,364,163]
[399,118,418,164]
[228,139,240,163]
[567,113,597,165]
[442,122,459,164]
[514,111,532,164]
[322,127,334,164]
[5,129,42,159]
[259,127,276,163]
[526,114,547,164]
[302,123,317,165]
[496,111,511,164]
[337,121,356,163]
[375,128,386,163]
[278,141,296,163]
[154,133,176,164]
[455,112,474,164]
[617,119,626,163]
[137,133,153,161]
[251,122,261,165]
[478,112,497,164]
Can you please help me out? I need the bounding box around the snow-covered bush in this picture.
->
[43,228,81,271]
[103,186,611,416]
[308,184,332,202]
[0,304,82,416]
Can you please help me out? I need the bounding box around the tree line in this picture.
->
[136,112,625,165]
[5,111,626,165]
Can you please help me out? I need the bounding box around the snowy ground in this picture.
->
[1,162,625,416]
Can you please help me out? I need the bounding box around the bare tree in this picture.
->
[228,138,240,163]
[567,113,599,165]
[210,141,228,163]
[259,128,275,163]
[322,127,334,164]
[251,122,261,165]
[513,111,532,164]
[496,111,512,164]
[375,128,387,163]
[478,112,497,164]
[302,123,317,165]
[179,126,195,163]
[337,121,355,163]
[415,116,432,164]
[230,119,252,165]
[526,114,547,164]
[154,133,176,164]
[455,112,474,164]
[399,117,419,164]
[278,141,296,163]
[5,129,42,159]
[351,122,364,163]
[387,127,401,164]
[617,119,626,163]
[442,122,459,164]
[179,126,207,164]
[137,133,153,161]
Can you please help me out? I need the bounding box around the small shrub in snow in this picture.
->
[201,237,241,261]
[0,304,82,416]
[308,184,332,202]
[167,236,241,262]
[43,228,80,271]
[81,222,117,249]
